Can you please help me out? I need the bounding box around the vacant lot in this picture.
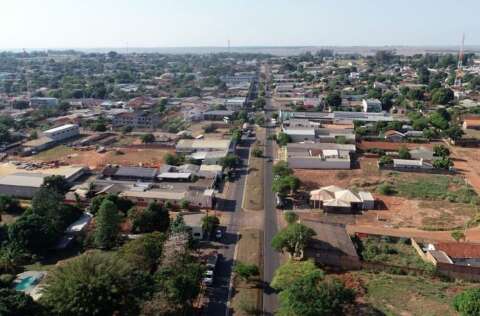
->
[358,237,434,272]
[347,271,472,316]
[450,145,480,194]
[232,229,263,316]
[295,157,480,231]
[24,146,174,170]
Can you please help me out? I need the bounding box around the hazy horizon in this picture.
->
[1,0,479,50]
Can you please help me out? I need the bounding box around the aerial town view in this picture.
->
[2,1,480,316]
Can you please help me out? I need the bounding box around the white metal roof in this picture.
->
[43,124,78,134]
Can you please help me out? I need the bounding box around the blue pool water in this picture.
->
[15,276,38,291]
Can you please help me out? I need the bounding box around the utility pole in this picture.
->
[454,33,465,88]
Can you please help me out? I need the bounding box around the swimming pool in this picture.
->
[14,276,39,291]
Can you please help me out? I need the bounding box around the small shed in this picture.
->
[358,191,375,210]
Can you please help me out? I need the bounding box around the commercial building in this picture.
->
[279,110,395,124]
[0,165,87,198]
[176,139,233,154]
[112,110,159,128]
[287,147,351,170]
[43,124,79,142]
[282,127,316,142]
[30,97,58,108]
[225,97,247,111]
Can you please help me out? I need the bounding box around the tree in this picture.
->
[433,157,453,170]
[220,154,240,170]
[453,288,480,316]
[131,202,170,234]
[0,195,23,214]
[284,211,298,225]
[180,199,189,210]
[201,215,219,236]
[164,153,184,166]
[233,261,260,282]
[0,243,28,274]
[122,125,133,134]
[412,117,429,131]
[451,230,466,242]
[118,232,166,272]
[377,183,395,195]
[141,133,155,144]
[445,125,464,141]
[324,92,342,108]
[271,260,320,291]
[272,223,316,258]
[252,148,263,157]
[94,200,121,249]
[433,144,450,157]
[41,175,69,195]
[431,87,454,105]
[90,193,134,215]
[141,292,183,316]
[154,260,203,312]
[273,175,300,196]
[170,214,189,234]
[0,288,45,316]
[378,155,393,167]
[429,111,450,130]
[276,132,291,146]
[41,252,152,316]
[273,161,293,177]
[8,214,57,254]
[398,146,411,159]
[277,270,354,316]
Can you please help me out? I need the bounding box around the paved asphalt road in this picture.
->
[262,97,280,315]
[205,137,253,316]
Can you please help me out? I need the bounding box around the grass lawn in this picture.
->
[359,237,434,272]
[353,271,471,316]
[31,145,76,161]
[231,229,263,316]
[243,130,265,211]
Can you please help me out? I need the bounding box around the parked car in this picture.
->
[215,229,223,240]
[206,252,219,269]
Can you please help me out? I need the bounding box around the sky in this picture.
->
[1,0,479,49]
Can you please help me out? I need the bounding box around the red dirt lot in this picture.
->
[357,140,437,152]
[450,146,480,194]
[294,157,382,190]
[24,147,174,171]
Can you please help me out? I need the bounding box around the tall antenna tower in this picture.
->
[228,39,231,54]
[454,33,465,88]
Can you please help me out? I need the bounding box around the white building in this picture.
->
[225,97,247,111]
[362,99,383,113]
[43,124,79,141]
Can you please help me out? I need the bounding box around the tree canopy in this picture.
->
[272,223,316,258]
[94,199,121,249]
[453,288,480,316]
[41,252,153,316]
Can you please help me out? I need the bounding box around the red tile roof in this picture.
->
[436,242,480,258]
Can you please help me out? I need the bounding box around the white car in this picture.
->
[202,277,213,286]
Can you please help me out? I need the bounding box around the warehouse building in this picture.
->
[43,124,80,142]
[0,165,87,199]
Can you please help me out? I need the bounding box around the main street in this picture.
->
[205,136,253,316]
